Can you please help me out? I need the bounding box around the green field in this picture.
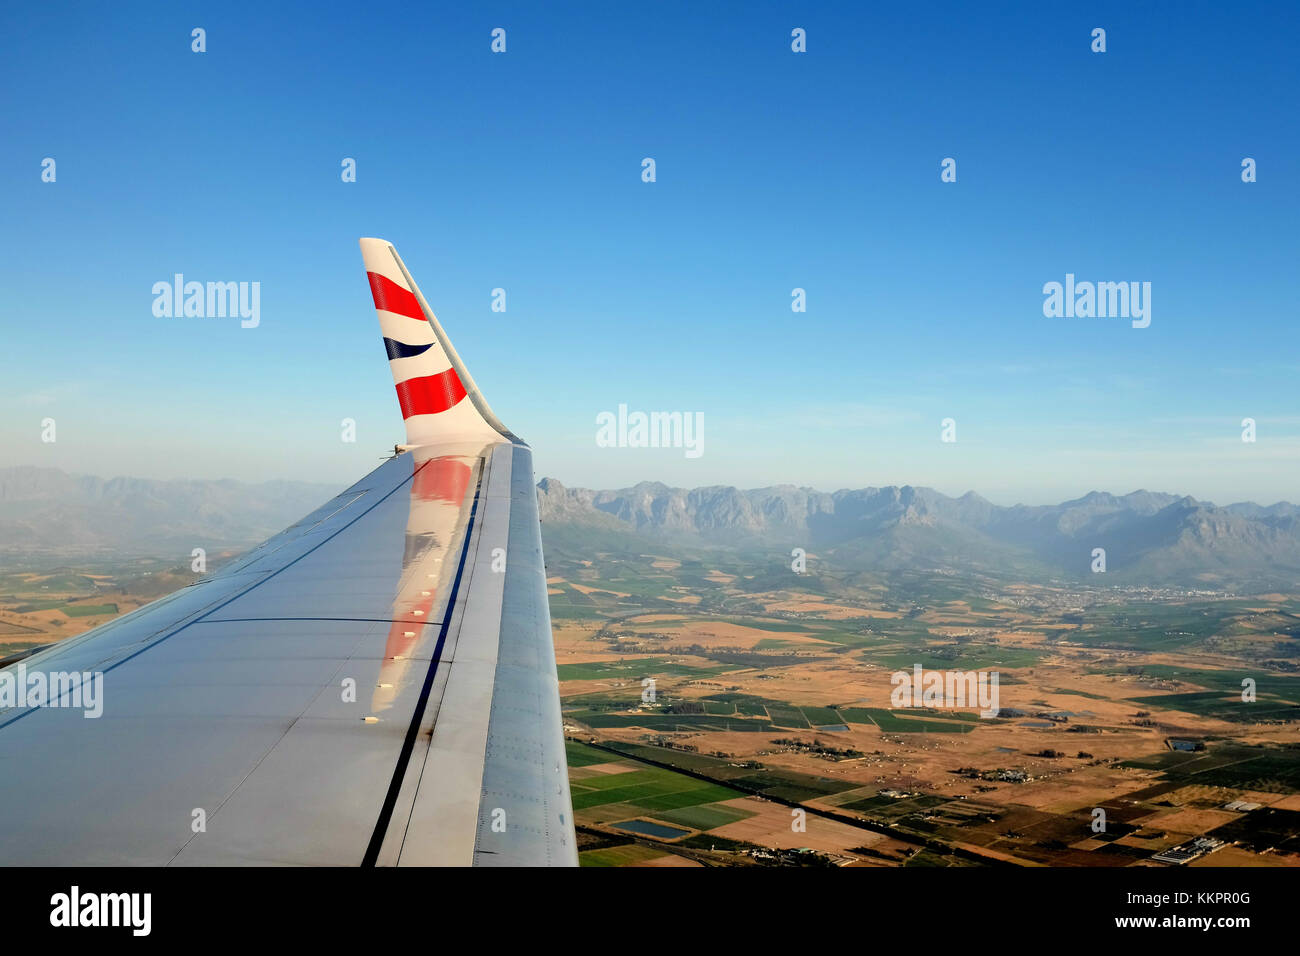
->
[568,710,776,732]
[555,657,727,681]
[652,803,754,831]
[565,740,612,767]
[61,603,118,618]
[10,599,67,612]
[1121,744,1300,794]
[578,844,669,867]
[866,645,1045,671]
[766,703,810,728]
[801,706,845,725]
[838,706,978,734]
[569,764,746,820]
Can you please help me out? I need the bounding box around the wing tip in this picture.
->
[358,237,523,448]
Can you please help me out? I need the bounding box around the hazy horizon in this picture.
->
[2,462,1295,512]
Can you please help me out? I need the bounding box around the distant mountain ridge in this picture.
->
[0,466,341,559]
[537,478,1300,589]
[4,467,1298,590]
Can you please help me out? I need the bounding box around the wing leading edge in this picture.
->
[0,240,576,866]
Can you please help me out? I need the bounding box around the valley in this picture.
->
[544,543,1300,867]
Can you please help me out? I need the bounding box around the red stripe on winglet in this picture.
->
[413,457,472,503]
[367,271,425,321]
[395,368,467,418]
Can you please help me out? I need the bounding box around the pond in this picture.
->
[613,819,691,840]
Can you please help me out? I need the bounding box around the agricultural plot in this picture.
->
[838,707,977,734]
[578,844,671,867]
[564,741,611,768]
[1127,690,1300,723]
[569,711,776,732]
[1208,808,1300,853]
[801,706,845,726]
[653,803,755,831]
[765,704,810,728]
[866,645,1045,671]
[570,763,744,821]
[61,603,118,617]
[556,657,727,681]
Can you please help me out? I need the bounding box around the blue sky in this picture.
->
[2,1,1297,505]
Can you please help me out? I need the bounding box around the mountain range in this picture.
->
[0,466,339,560]
[2,467,1297,590]
[537,478,1300,590]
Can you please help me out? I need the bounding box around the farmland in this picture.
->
[547,544,1300,867]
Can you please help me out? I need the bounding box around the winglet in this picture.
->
[359,238,521,447]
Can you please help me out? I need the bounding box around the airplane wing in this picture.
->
[0,239,577,866]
